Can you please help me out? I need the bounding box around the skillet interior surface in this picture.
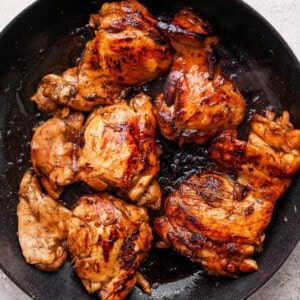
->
[0,0,300,299]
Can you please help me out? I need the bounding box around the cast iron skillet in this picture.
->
[0,0,300,299]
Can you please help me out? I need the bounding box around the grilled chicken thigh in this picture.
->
[153,9,246,145]
[67,193,152,299]
[211,110,300,188]
[31,111,84,199]
[154,111,300,277]
[32,0,172,113]
[88,0,172,85]
[77,93,162,209]
[209,111,300,207]
[17,170,71,272]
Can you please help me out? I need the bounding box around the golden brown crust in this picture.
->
[153,9,246,145]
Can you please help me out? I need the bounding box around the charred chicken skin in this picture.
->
[17,170,71,272]
[67,193,152,299]
[31,111,84,199]
[154,111,300,277]
[77,92,162,209]
[153,9,246,145]
[32,0,172,113]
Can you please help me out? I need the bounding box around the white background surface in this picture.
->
[0,0,299,299]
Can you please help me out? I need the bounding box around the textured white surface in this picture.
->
[245,0,300,59]
[0,0,299,299]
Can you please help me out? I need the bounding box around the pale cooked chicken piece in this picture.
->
[77,93,162,209]
[17,170,71,272]
[31,111,84,199]
[154,110,300,277]
[67,192,153,299]
[153,9,246,145]
[32,0,172,113]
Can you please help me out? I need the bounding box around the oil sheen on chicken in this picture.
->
[32,0,172,113]
[17,170,71,272]
[67,193,153,299]
[77,92,162,210]
[153,9,246,145]
[154,111,300,277]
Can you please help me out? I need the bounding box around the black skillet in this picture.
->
[0,0,300,299]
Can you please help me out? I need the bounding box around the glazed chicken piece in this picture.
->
[88,0,172,85]
[17,170,71,272]
[67,193,153,299]
[31,111,84,199]
[77,93,162,210]
[210,110,300,197]
[154,111,300,277]
[32,0,172,113]
[153,9,246,145]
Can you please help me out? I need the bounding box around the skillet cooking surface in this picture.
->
[0,0,300,299]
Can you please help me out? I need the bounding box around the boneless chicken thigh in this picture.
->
[17,170,71,272]
[77,92,162,209]
[32,0,172,113]
[31,111,84,199]
[153,9,246,145]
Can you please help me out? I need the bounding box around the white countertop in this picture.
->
[0,0,299,299]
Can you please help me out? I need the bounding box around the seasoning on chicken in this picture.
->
[153,9,246,145]
[17,170,71,272]
[32,0,172,113]
[154,110,300,277]
[67,193,153,299]
[31,111,84,199]
[77,92,162,210]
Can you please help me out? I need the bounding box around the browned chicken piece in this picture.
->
[32,68,126,113]
[67,193,153,299]
[153,9,246,145]
[17,170,71,272]
[32,0,172,113]
[154,110,300,277]
[210,110,300,195]
[88,0,172,85]
[31,111,84,199]
[154,173,263,277]
[77,93,162,210]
